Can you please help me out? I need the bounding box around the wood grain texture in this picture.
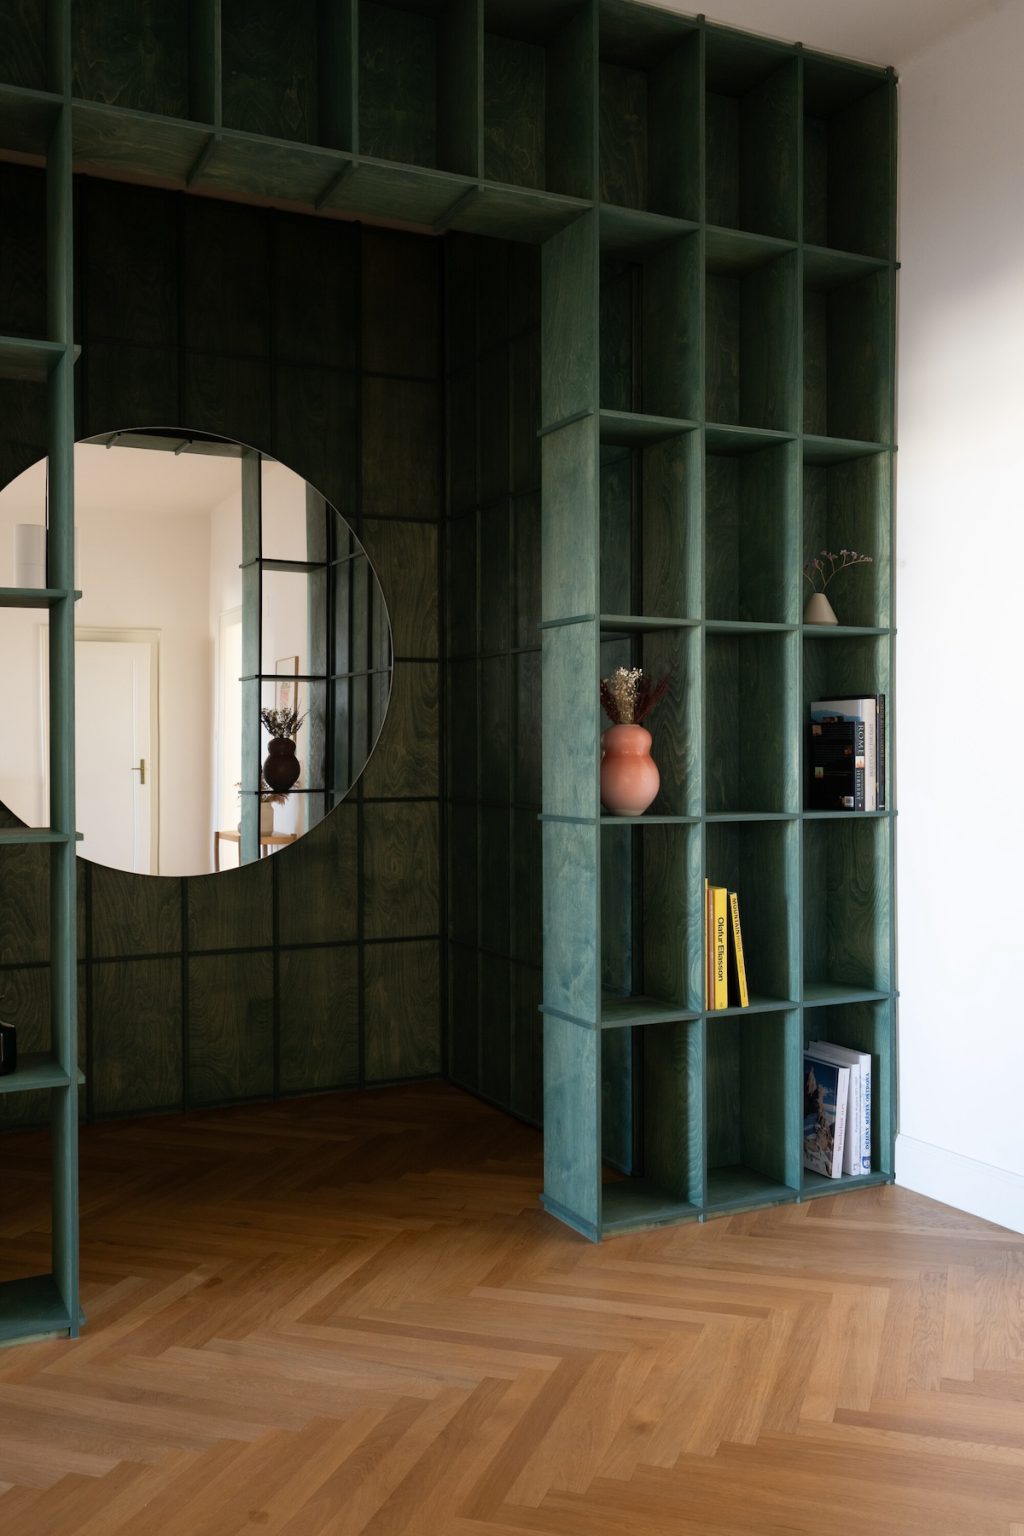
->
[363,800,440,941]
[361,376,442,521]
[81,180,179,350]
[91,957,182,1115]
[541,214,597,428]
[484,31,546,190]
[1,1093,1022,1531]
[275,806,359,947]
[90,866,181,958]
[0,843,50,965]
[272,215,358,372]
[221,0,318,143]
[705,632,797,814]
[364,939,440,1080]
[361,227,440,379]
[363,514,439,654]
[361,661,439,799]
[0,963,52,1130]
[707,1009,795,1188]
[803,817,890,994]
[187,951,274,1105]
[706,820,797,1003]
[279,944,359,1092]
[359,0,437,167]
[804,73,893,258]
[545,1012,600,1227]
[706,439,798,623]
[71,0,190,117]
[187,860,273,954]
[598,61,648,212]
[0,0,47,89]
[478,802,510,955]
[542,821,598,1024]
[802,453,890,627]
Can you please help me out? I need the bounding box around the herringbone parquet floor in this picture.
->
[1,1082,1023,1534]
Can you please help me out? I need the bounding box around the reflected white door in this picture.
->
[75,637,156,873]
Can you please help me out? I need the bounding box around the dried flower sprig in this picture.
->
[600,666,670,726]
[260,706,306,740]
[803,548,873,593]
[235,774,288,806]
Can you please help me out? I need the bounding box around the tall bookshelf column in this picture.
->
[46,88,80,1334]
[539,209,603,1239]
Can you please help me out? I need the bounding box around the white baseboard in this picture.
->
[896,1134,1024,1235]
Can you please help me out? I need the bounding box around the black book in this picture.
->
[809,718,866,811]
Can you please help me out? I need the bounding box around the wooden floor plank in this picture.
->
[0,1083,1021,1534]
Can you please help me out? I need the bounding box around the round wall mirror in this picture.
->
[0,429,393,877]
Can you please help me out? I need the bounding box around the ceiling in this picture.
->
[0,444,241,521]
[642,0,1002,66]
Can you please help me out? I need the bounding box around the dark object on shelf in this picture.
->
[0,1020,16,1076]
[263,738,301,793]
[809,718,866,810]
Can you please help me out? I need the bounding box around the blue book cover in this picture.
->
[804,1054,850,1178]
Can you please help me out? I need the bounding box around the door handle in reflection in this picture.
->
[130,759,146,786]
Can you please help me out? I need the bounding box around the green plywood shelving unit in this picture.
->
[0,0,896,1307]
[536,1,896,1240]
[0,4,82,1339]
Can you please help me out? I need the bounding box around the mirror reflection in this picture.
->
[0,430,392,877]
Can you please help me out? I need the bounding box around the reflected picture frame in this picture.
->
[276,655,299,713]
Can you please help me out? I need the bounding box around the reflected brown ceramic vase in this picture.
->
[600,724,659,817]
[263,737,300,793]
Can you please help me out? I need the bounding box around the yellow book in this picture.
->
[704,877,712,1008]
[729,890,750,1008]
[711,885,729,1010]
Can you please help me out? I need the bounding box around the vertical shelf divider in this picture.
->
[46,15,80,1330]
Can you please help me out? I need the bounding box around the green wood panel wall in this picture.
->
[0,179,444,1131]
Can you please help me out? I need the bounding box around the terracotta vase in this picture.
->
[600,724,659,817]
[263,737,300,793]
[804,590,838,625]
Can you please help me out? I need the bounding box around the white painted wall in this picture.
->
[894,0,1024,1231]
[0,463,214,877]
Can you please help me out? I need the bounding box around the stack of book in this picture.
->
[808,694,886,812]
[704,880,749,1009]
[803,1041,873,1178]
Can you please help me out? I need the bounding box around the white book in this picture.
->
[808,1040,872,1175]
[811,697,877,812]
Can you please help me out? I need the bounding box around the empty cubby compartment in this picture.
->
[601,1019,702,1228]
[803,53,893,259]
[705,820,798,1006]
[705,438,798,624]
[802,452,890,628]
[597,0,700,219]
[599,234,702,418]
[2,0,47,90]
[483,0,593,198]
[704,631,797,815]
[71,0,192,117]
[706,251,799,432]
[0,165,47,339]
[803,816,891,997]
[705,28,798,240]
[802,999,894,1183]
[221,0,331,144]
[705,1010,799,1209]
[360,0,478,174]
[804,267,892,444]
[600,821,701,1011]
[599,431,701,619]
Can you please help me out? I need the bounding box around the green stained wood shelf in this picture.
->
[802,1169,892,1198]
[599,410,699,447]
[705,620,797,634]
[803,434,890,465]
[0,1055,84,1095]
[0,588,81,608]
[803,983,892,1007]
[803,244,890,290]
[802,624,891,638]
[705,423,798,454]
[598,204,700,258]
[706,995,798,1017]
[0,336,79,382]
[705,1168,797,1213]
[600,995,700,1029]
[0,828,82,845]
[601,1181,700,1233]
[705,225,797,274]
[0,1276,77,1344]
